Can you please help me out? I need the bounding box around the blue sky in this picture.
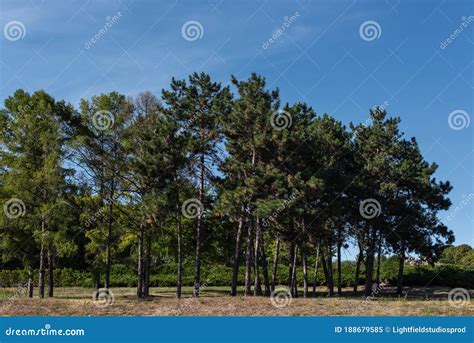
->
[1,0,472,255]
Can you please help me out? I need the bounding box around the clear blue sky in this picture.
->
[1,0,472,257]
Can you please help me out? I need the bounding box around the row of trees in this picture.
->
[0,72,454,300]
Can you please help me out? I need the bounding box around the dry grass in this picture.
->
[1,286,472,316]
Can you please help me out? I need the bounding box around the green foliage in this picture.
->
[0,76,464,298]
[439,244,473,267]
[2,259,472,289]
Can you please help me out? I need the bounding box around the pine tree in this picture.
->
[0,90,71,297]
[73,92,133,290]
[162,73,232,297]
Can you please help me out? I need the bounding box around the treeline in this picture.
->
[2,253,473,290]
[0,72,455,300]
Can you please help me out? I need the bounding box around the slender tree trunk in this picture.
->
[38,218,46,298]
[105,196,113,290]
[396,250,405,295]
[144,234,151,298]
[94,270,101,296]
[320,248,333,296]
[244,215,253,296]
[364,226,378,296]
[27,256,34,298]
[270,237,280,292]
[224,226,231,267]
[353,242,364,295]
[291,244,298,297]
[137,223,144,299]
[337,241,342,296]
[375,236,383,285]
[253,218,262,296]
[312,244,320,297]
[230,211,244,296]
[257,219,270,296]
[327,246,334,296]
[301,247,308,298]
[176,197,183,298]
[193,151,205,297]
[288,241,295,289]
[47,246,54,297]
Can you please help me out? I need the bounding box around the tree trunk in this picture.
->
[375,236,383,285]
[253,218,262,296]
[301,247,308,298]
[104,203,112,290]
[38,218,46,298]
[193,151,205,297]
[257,219,270,296]
[396,250,405,295]
[27,256,34,298]
[47,246,54,297]
[176,197,183,298]
[337,241,342,296]
[270,237,280,292]
[327,247,334,296]
[290,244,298,297]
[353,242,363,295]
[144,234,151,298]
[244,214,253,296]
[94,270,101,299]
[288,241,295,289]
[312,244,320,297]
[320,248,333,296]
[230,210,244,296]
[137,223,144,299]
[364,226,378,296]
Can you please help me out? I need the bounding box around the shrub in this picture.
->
[1,258,472,289]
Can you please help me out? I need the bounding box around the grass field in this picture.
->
[1,286,472,316]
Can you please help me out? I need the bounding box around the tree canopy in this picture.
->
[0,73,456,299]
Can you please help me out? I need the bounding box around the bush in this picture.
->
[1,259,472,289]
[403,265,474,289]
